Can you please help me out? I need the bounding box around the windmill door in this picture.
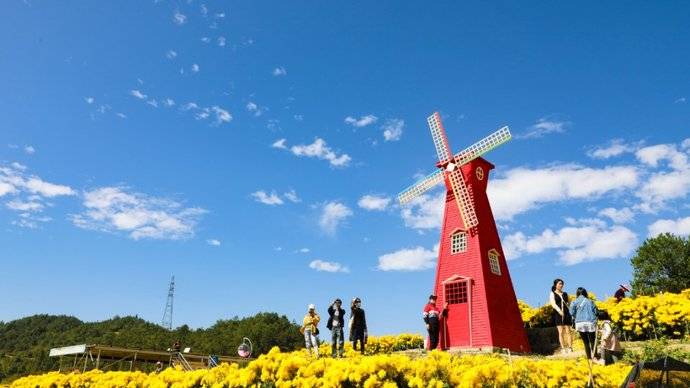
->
[442,276,471,348]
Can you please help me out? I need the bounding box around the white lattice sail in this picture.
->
[397,170,444,204]
[453,126,511,167]
[447,168,478,228]
[428,112,453,164]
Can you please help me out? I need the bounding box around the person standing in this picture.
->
[570,287,598,360]
[614,284,630,303]
[301,304,321,358]
[327,298,346,358]
[349,297,367,354]
[550,278,573,353]
[422,295,448,350]
[597,311,622,365]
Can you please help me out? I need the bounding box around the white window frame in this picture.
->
[450,230,467,254]
[488,249,501,275]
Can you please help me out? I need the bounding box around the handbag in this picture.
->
[314,327,319,336]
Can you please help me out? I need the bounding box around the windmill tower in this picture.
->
[161,275,175,330]
[398,112,529,352]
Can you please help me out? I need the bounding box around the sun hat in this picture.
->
[308,304,315,310]
[620,284,631,291]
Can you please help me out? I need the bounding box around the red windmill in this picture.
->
[398,112,530,352]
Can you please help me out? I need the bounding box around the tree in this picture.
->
[631,233,690,295]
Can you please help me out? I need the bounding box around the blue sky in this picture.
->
[2,1,689,337]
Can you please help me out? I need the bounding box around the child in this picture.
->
[598,311,622,365]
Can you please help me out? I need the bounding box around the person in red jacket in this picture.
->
[423,294,448,350]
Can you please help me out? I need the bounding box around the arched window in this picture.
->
[488,249,501,275]
[451,230,467,254]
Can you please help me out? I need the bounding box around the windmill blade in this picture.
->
[397,170,445,205]
[447,168,479,228]
[428,112,453,164]
[453,126,511,167]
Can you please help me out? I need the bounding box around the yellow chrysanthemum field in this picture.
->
[11,347,630,388]
[518,289,690,338]
[11,290,690,387]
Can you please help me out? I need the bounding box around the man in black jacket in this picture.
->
[327,298,346,357]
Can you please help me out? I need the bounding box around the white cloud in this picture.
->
[309,259,349,273]
[598,207,634,224]
[648,216,690,237]
[344,114,378,128]
[166,50,177,59]
[201,37,211,43]
[191,64,200,73]
[272,67,287,76]
[246,101,264,117]
[183,102,199,110]
[488,164,639,221]
[211,106,232,124]
[284,189,301,203]
[400,191,445,230]
[24,145,35,155]
[217,36,226,47]
[0,163,73,227]
[517,117,569,139]
[675,97,687,104]
[12,214,52,229]
[11,162,26,171]
[635,144,688,171]
[163,98,175,107]
[503,220,638,265]
[207,239,221,246]
[682,138,690,150]
[173,11,187,25]
[116,113,127,119]
[85,97,95,104]
[319,201,352,235]
[200,4,208,17]
[382,119,404,141]
[635,143,690,209]
[147,99,159,108]
[6,199,44,212]
[588,139,638,159]
[377,245,438,271]
[297,248,310,253]
[24,177,74,197]
[1,163,74,201]
[182,103,231,125]
[294,114,303,121]
[71,186,206,240]
[251,190,283,206]
[271,139,287,149]
[278,138,351,167]
[130,90,147,99]
[358,195,391,211]
[0,182,16,197]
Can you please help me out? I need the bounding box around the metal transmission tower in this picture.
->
[161,276,175,330]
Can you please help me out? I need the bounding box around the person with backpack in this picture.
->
[301,304,320,358]
[327,298,346,358]
[349,297,367,354]
[597,311,622,365]
[422,294,448,350]
[570,287,598,360]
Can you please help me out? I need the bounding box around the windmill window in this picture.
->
[445,281,468,304]
[488,250,501,275]
[450,231,467,254]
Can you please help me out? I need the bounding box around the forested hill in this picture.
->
[0,313,303,382]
